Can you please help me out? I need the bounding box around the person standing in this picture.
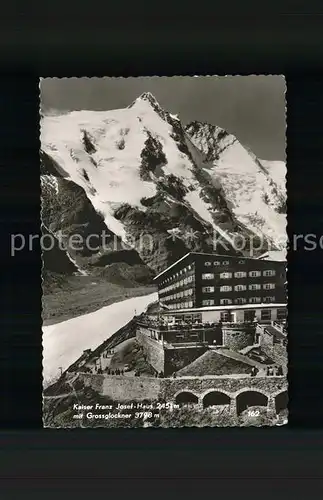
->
[277,365,283,376]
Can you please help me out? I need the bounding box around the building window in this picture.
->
[202,273,214,280]
[220,272,232,279]
[220,311,230,322]
[264,296,276,303]
[202,286,215,293]
[277,308,287,320]
[238,260,246,264]
[234,284,246,291]
[249,270,261,277]
[263,283,275,290]
[235,297,247,304]
[188,301,193,308]
[187,276,194,283]
[263,270,276,277]
[249,297,261,304]
[214,261,221,266]
[205,261,212,267]
[202,299,215,306]
[180,280,184,287]
[220,285,232,292]
[188,265,192,270]
[261,309,272,321]
[220,298,232,305]
[249,284,261,291]
[234,271,247,278]
[222,260,229,265]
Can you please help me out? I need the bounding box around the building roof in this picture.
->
[154,251,287,280]
[176,349,257,376]
[153,252,191,280]
[257,250,287,261]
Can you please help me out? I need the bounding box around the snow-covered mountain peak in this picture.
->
[129,92,169,123]
[137,91,160,105]
[41,96,287,277]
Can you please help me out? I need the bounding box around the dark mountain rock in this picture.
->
[41,224,78,275]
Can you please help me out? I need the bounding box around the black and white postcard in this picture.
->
[40,76,287,427]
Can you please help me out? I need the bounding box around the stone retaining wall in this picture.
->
[136,328,165,373]
[78,373,287,408]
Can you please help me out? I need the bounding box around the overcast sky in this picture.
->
[40,76,286,160]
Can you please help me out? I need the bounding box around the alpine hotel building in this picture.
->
[154,252,287,323]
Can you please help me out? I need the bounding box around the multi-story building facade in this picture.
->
[154,252,287,311]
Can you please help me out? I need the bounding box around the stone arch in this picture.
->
[236,390,269,415]
[234,387,269,399]
[203,391,231,409]
[275,391,288,414]
[175,391,199,405]
[201,388,232,400]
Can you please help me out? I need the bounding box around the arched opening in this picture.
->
[203,391,231,409]
[275,391,288,415]
[175,391,199,406]
[236,390,268,415]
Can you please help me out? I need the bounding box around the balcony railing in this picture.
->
[220,322,256,329]
[137,323,218,333]
[272,320,287,334]
[137,319,256,331]
[163,340,209,349]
